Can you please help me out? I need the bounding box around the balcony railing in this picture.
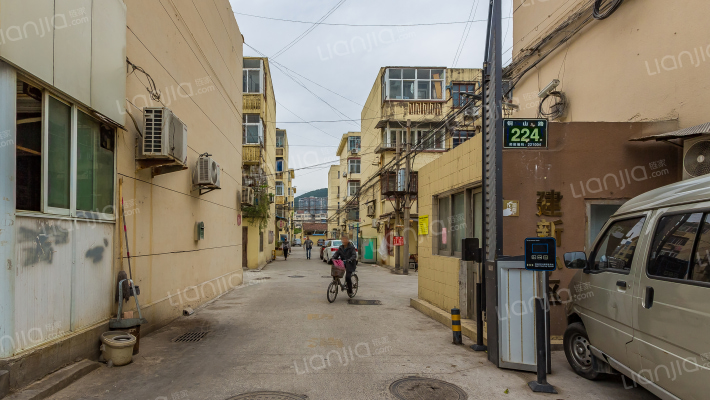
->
[243,94,263,114]
[275,196,286,205]
[408,102,443,115]
[381,171,418,195]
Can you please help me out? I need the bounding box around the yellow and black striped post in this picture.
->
[451,308,462,345]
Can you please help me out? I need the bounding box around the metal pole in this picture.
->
[451,308,463,345]
[471,281,487,351]
[528,275,557,394]
[394,123,401,273]
[403,119,411,275]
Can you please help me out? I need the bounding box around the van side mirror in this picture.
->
[564,252,588,270]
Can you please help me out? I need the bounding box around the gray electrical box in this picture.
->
[196,222,205,240]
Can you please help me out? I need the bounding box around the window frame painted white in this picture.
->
[383,68,446,101]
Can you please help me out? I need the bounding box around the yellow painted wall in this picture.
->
[120,0,243,332]
[356,67,482,267]
[243,57,277,269]
[509,0,709,130]
[417,135,483,312]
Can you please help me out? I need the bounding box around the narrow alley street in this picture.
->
[48,248,654,400]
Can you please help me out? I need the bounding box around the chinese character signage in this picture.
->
[393,236,404,246]
[525,237,557,271]
[503,118,548,149]
[418,215,429,235]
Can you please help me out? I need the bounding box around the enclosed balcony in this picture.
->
[243,145,261,165]
[243,94,263,115]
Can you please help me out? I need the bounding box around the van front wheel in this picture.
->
[564,322,599,380]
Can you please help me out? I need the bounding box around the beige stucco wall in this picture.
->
[120,0,243,331]
[417,135,483,312]
[509,0,709,129]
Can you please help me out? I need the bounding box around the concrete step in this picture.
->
[4,360,100,400]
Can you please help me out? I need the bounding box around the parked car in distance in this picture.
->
[322,240,357,263]
[319,238,333,260]
[562,175,710,400]
[292,239,302,247]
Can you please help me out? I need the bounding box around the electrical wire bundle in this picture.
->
[592,0,624,20]
[538,91,567,120]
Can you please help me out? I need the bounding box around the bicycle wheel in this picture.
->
[348,274,358,298]
[327,280,339,303]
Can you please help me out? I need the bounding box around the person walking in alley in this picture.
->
[304,236,314,259]
[329,234,358,295]
[282,239,289,260]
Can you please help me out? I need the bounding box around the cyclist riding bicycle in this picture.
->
[328,233,357,295]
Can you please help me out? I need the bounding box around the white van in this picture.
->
[563,175,710,400]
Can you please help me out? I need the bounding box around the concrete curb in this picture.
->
[5,360,100,400]
[410,298,563,351]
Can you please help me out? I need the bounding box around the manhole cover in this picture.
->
[227,392,307,400]
[390,377,467,400]
[173,331,210,343]
[288,276,305,278]
[347,299,381,305]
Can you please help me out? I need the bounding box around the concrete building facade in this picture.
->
[0,0,244,392]
[241,57,276,269]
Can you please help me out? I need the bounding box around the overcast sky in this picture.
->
[230,0,514,195]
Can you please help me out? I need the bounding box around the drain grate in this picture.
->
[173,331,210,343]
[347,299,381,305]
[288,275,305,278]
[390,377,467,400]
[228,392,307,399]
[253,277,271,280]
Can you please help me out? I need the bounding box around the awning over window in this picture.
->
[630,122,710,142]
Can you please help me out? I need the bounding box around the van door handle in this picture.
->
[644,287,654,309]
[616,280,627,289]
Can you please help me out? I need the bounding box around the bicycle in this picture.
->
[327,259,358,303]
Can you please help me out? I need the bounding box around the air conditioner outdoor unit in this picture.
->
[683,135,710,180]
[367,204,375,217]
[242,187,255,206]
[343,173,347,178]
[351,149,358,155]
[193,155,221,189]
[464,106,480,118]
[371,219,379,229]
[139,107,187,165]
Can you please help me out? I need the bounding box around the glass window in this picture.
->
[348,159,360,174]
[385,68,445,101]
[417,81,430,100]
[47,97,71,209]
[592,217,646,273]
[276,131,285,147]
[348,136,361,152]
[243,59,261,93]
[691,214,710,284]
[276,182,284,196]
[438,196,450,252]
[403,80,415,99]
[77,112,114,213]
[648,213,703,280]
[276,158,284,172]
[452,192,465,253]
[403,69,415,79]
[15,81,43,212]
[390,80,402,99]
[348,181,360,196]
[453,83,476,107]
[243,114,262,144]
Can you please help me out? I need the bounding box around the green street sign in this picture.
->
[503,118,548,149]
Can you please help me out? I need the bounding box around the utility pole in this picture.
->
[394,123,402,273]
[402,119,411,276]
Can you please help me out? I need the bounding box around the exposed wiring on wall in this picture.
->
[593,0,624,20]
[126,58,162,102]
[538,91,568,120]
[125,100,144,138]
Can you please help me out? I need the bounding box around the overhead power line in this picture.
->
[235,12,507,27]
[271,0,347,58]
